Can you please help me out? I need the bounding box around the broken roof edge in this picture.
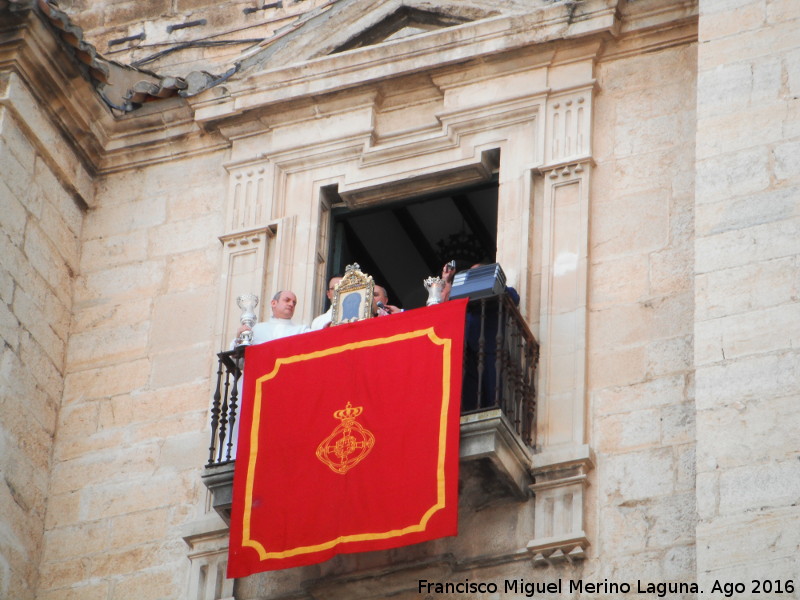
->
[1,0,240,113]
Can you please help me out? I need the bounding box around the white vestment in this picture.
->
[250,317,309,343]
[227,317,308,458]
[310,307,332,331]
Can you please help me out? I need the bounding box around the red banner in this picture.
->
[227,299,467,576]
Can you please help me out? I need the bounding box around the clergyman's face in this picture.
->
[373,286,388,311]
[271,292,297,319]
[327,277,343,300]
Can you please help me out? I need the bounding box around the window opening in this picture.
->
[329,179,499,310]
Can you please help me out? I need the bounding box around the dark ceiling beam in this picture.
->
[340,221,400,305]
[451,194,496,259]
[391,206,441,273]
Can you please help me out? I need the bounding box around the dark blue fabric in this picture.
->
[461,288,519,411]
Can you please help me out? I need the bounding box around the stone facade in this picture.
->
[0,1,798,599]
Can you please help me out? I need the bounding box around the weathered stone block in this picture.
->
[696,395,800,470]
[696,303,800,365]
[588,344,647,390]
[696,350,799,408]
[698,1,763,39]
[74,261,165,305]
[81,472,198,521]
[697,507,800,575]
[0,112,36,176]
[0,301,20,351]
[80,229,148,271]
[70,298,152,335]
[695,217,800,274]
[42,490,81,530]
[150,289,216,348]
[96,382,207,429]
[591,189,670,260]
[66,321,150,370]
[695,146,770,205]
[0,141,34,214]
[773,139,800,182]
[696,187,799,237]
[107,567,182,600]
[18,333,65,404]
[147,214,220,257]
[82,196,166,241]
[661,403,695,446]
[596,408,661,452]
[695,470,719,520]
[600,447,674,501]
[696,107,784,160]
[0,181,27,247]
[166,248,219,293]
[37,557,91,591]
[594,374,688,415]
[42,521,109,563]
[643,492,696,549]
[49,444,160,496]
[62,358,150,404]
[649,246,693,296]
[13,288,66,370]
[589,254,649,308]
[645,335,692,379]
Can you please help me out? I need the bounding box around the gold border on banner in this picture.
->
[240,327,453,560]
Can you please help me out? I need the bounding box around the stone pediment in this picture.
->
[237,0,524,74]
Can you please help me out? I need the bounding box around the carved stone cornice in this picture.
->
[191,0,620,126]
[0,8,228,178]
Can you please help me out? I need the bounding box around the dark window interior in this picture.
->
[329,179,498,310]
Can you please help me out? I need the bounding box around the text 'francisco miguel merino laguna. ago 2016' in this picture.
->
[417,578,704,598]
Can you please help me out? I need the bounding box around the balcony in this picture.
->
[203,293,538,522]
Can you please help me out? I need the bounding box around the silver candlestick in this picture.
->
[423,276,445,306]
[236,294,259,345]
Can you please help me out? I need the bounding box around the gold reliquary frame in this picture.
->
[331,263,375,326]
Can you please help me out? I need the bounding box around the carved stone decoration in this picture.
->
[544,87,594,166]
[217,228,274,350]
[527,445,594,565]
[183,521,235,600]
[225,162,272,235]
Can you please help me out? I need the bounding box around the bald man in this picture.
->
[373,285,402,317]
[236,290,309,345]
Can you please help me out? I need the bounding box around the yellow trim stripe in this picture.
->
[240,327,453,560]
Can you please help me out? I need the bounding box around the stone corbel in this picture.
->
[182,516,235,600]
[527,445,594,565]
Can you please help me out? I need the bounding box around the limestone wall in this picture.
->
[0,94,84,599]
[4,0,799,598]
[694,0,800,593]
[35,152,229,600]
[588,38,698,583]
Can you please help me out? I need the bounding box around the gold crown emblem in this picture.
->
[333,403,363,420]
[316,402,375,475]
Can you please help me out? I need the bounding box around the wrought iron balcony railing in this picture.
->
[206,293,538,468]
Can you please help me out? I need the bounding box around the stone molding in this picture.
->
[527,444,594,565]
[0,68,96,207]
[182,516,235,600]
[193,1,618,124]
[460,409,533,499]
